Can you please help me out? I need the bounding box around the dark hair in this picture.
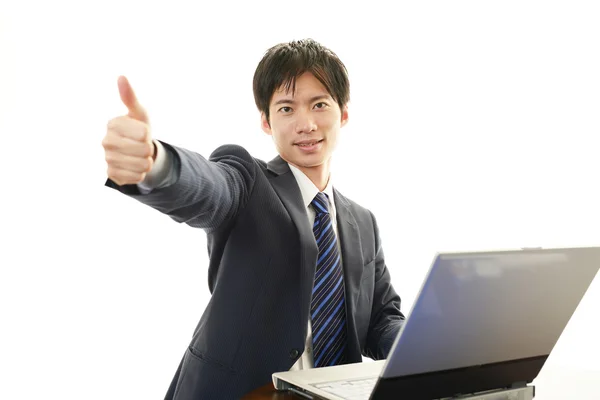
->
[253,38,350,124]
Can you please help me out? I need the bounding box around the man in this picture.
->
[103,38,405,399]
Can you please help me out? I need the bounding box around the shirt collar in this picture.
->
[287,163,335,211]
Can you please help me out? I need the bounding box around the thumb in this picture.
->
[118,75,149,123]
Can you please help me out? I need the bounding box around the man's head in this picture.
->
[253,39,350,179]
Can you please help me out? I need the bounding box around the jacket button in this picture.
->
[289,349,300,359]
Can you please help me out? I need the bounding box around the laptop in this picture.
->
[273,247,600,400]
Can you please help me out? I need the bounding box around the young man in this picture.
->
[103,39,405,400]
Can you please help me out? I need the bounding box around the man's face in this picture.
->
[261,72,349,171]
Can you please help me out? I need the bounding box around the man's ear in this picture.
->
[340,104,349,127]
[261,113,272,135]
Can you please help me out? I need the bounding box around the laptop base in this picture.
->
[438,386,534,400]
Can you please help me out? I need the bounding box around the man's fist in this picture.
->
[102,76,155,186]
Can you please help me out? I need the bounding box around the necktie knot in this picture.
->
[311,192,330,216]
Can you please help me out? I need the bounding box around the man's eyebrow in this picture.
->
[273,95,332,106]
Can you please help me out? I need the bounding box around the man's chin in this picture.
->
[293,158,327,169]
[281,150,330,170]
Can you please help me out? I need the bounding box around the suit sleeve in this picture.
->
[363,212,406,360]
[105,142,257,232]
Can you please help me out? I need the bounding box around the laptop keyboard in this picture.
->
[312,377,377,400]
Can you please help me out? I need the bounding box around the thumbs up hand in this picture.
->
[102,76,155,186]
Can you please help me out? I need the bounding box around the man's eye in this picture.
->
[314,102,328,109]
[279,106,292,113]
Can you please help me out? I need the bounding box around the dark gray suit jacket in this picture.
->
[106,142,405,399]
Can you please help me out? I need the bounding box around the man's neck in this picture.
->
[291,161,331,192]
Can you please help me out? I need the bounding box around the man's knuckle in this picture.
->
[146,143,153,157]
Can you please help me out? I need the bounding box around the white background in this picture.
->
[1,1,599,399]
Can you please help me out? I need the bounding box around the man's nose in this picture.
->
[295,111,317,134]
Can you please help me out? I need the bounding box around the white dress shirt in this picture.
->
[138,142,342,370]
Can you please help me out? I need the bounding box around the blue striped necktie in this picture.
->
[310,192,347,368]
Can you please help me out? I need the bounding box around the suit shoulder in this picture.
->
[209,144,254,161]
[209,144,268,168]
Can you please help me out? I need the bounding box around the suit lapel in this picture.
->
[334,188,365,363]
[267,156,318,339]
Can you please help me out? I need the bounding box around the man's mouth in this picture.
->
[295,139,324,147]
